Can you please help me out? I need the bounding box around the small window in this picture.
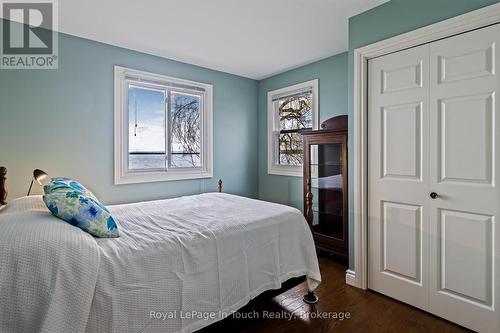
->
[114,66,213,184]
[267,79,318,176]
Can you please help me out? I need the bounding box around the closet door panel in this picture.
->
[368,44,430,310]
[429,24,500,333]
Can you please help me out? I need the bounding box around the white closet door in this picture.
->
[368,44,430,310]
[368,23,500,332]
[428,24,500,332]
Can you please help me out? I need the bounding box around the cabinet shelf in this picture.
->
[309,163,342,167]
[313,209,343,216]
[311,186,343,191]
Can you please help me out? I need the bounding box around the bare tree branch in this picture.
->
[170,95,201,167]
[277,94,312,165]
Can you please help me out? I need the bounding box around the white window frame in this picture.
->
[114,66,213,185]
[267,79,319,177]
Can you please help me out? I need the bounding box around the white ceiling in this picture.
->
[10,0,388,79]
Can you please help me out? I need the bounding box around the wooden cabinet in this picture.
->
[302,115,348,259]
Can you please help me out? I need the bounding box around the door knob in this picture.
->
[430,192,438,199]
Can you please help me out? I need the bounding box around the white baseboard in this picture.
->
[345,269,356,287]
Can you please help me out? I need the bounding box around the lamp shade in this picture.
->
[33,169,48,185]
[27,169,49,196]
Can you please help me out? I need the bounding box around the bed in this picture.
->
[0,171,321,333]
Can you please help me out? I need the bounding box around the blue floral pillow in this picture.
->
[44,177,96,198]
[43,179,119,238]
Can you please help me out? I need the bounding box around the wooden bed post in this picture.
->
[303,290,319,304]
[217,178,222,193]
[0,166,7,206]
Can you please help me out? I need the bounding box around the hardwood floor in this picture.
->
[201,254,470,333]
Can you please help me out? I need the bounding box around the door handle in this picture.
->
[430,192,438,199]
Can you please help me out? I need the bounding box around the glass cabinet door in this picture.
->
[309,143,345,240]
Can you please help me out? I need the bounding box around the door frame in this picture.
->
[350,2,500,289]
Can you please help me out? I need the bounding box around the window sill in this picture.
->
[114,169,213,185]
[267,165,303,177]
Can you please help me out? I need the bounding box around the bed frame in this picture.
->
[0,170,318,303]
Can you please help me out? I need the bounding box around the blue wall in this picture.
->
[257,53,348,210]
[0,26,259,204]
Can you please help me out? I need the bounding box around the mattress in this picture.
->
[0,193,321,333]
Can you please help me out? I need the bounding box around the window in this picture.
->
[114,66,213,184]
[267,79,318,176]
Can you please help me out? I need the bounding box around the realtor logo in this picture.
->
[1,0,58,69]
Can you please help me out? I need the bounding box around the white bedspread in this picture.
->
[0,196,100,333]
[0,193,321,333]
